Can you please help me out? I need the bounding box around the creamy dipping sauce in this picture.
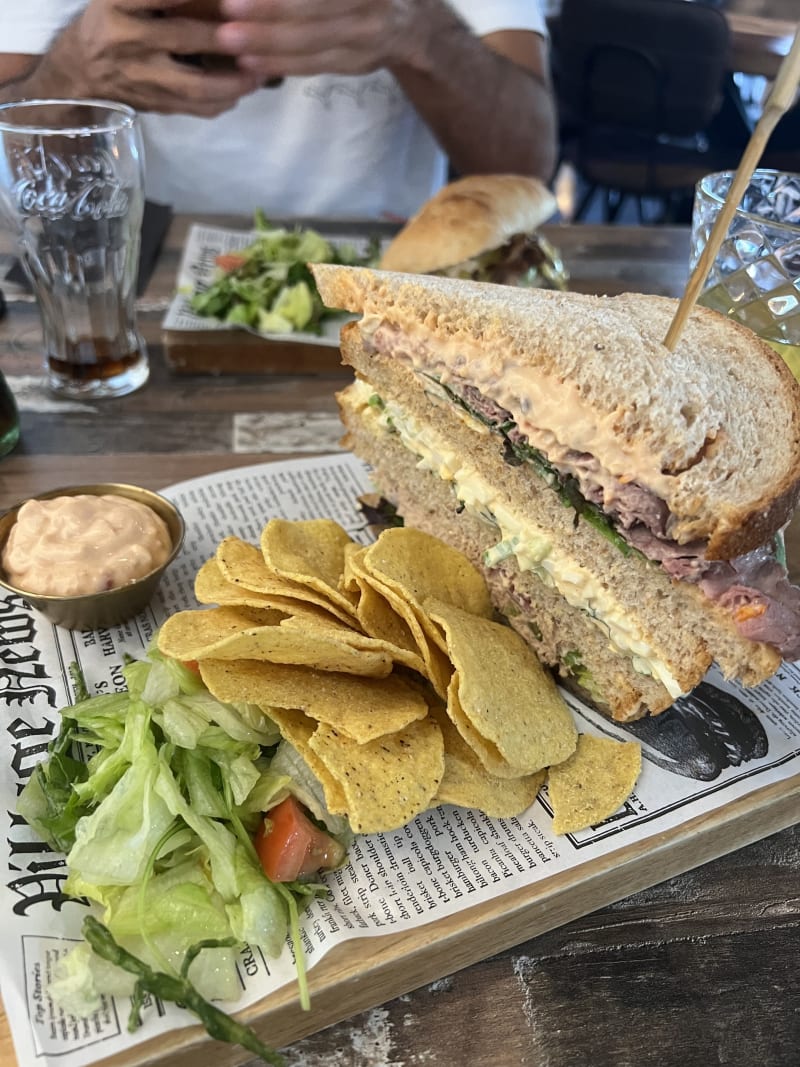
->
[2,494,173,597]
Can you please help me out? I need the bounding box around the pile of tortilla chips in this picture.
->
[157,519,640,835]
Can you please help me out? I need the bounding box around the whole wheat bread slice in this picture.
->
[313,264,800,559]
[340,389,676,720]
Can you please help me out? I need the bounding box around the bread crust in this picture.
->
[378,174,557,274]
[313,265,800,559]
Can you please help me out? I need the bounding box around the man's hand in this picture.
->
[216,0,423,80]
[215,0,558,184]
[22,0,260,117]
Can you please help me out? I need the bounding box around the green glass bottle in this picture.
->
[0,370,20,457]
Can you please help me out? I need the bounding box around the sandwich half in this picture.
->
[378,174,568,291]
[312,264,800,722]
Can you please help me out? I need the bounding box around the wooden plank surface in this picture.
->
[2,220,799,1067]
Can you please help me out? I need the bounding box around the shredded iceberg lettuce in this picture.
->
[18,641,351,1064]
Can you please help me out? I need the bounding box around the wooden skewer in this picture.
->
[663,24,800,351]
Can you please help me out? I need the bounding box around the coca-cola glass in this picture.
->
[0,99,149,398]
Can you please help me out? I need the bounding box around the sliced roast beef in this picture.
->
[442,378,800,658]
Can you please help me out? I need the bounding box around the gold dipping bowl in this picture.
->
[0,483,185,630]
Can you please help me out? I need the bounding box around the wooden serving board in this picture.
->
[162,328,350,376]
[2,773,798,1067]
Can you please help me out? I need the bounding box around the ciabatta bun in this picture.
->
[378,174,557,274]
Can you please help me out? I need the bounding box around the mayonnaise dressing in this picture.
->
[361,316,697,502]
[2,494,172,597]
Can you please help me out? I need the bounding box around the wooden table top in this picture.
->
[1,218,799,1067]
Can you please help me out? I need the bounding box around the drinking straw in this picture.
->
[663,24,800,351]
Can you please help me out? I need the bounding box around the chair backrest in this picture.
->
[555,0,731,138]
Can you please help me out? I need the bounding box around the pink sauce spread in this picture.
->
[2,494,172,597]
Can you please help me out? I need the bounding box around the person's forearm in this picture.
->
[389,5,557,183]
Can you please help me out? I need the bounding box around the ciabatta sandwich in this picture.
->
[379,174,568,291]
[312,264,800,722]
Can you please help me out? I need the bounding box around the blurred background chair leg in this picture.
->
[550,0,750,225]
[574,182,599,221]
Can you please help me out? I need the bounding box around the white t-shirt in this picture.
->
[0,1,546,217]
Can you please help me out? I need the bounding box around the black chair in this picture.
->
[553,0,751,223]
[760,101,800,173]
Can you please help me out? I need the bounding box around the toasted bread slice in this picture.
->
[314,265,800,560]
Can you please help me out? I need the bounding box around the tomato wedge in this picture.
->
[214,252,247,273]
[255,796,345,882]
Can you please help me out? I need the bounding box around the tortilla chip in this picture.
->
[263,705,347,814]
[350,579,428,674]
[442,676,521,779]
[158,604,287,651]
[431,707,546,817]
[428,708,550,815]
[260,518,359,618]
[353,577,411,645]
[426,598,577,775]
[216,536,355,625]
[341,545,449,694]
[548,734,642,834]
[364,528,493,616]
[363,527,493,652]
[341,542,365,594]
[158,605,394,677]
[355,572,452,697]
[195,558,339,624]
[308,716,445,833]
[198,657,428,743]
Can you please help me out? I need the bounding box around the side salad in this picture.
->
[19,647,352,1065]
[190,209,381,335]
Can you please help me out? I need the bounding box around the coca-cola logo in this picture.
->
[11,146,130,221]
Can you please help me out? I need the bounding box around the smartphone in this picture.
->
[175,0,223,21]
[172,0,235,72]
[172,0,284,86]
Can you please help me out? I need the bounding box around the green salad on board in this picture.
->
[20,647,353,1065]
[189,209,381,335]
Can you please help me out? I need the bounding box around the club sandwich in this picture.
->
[312,264,800,721]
